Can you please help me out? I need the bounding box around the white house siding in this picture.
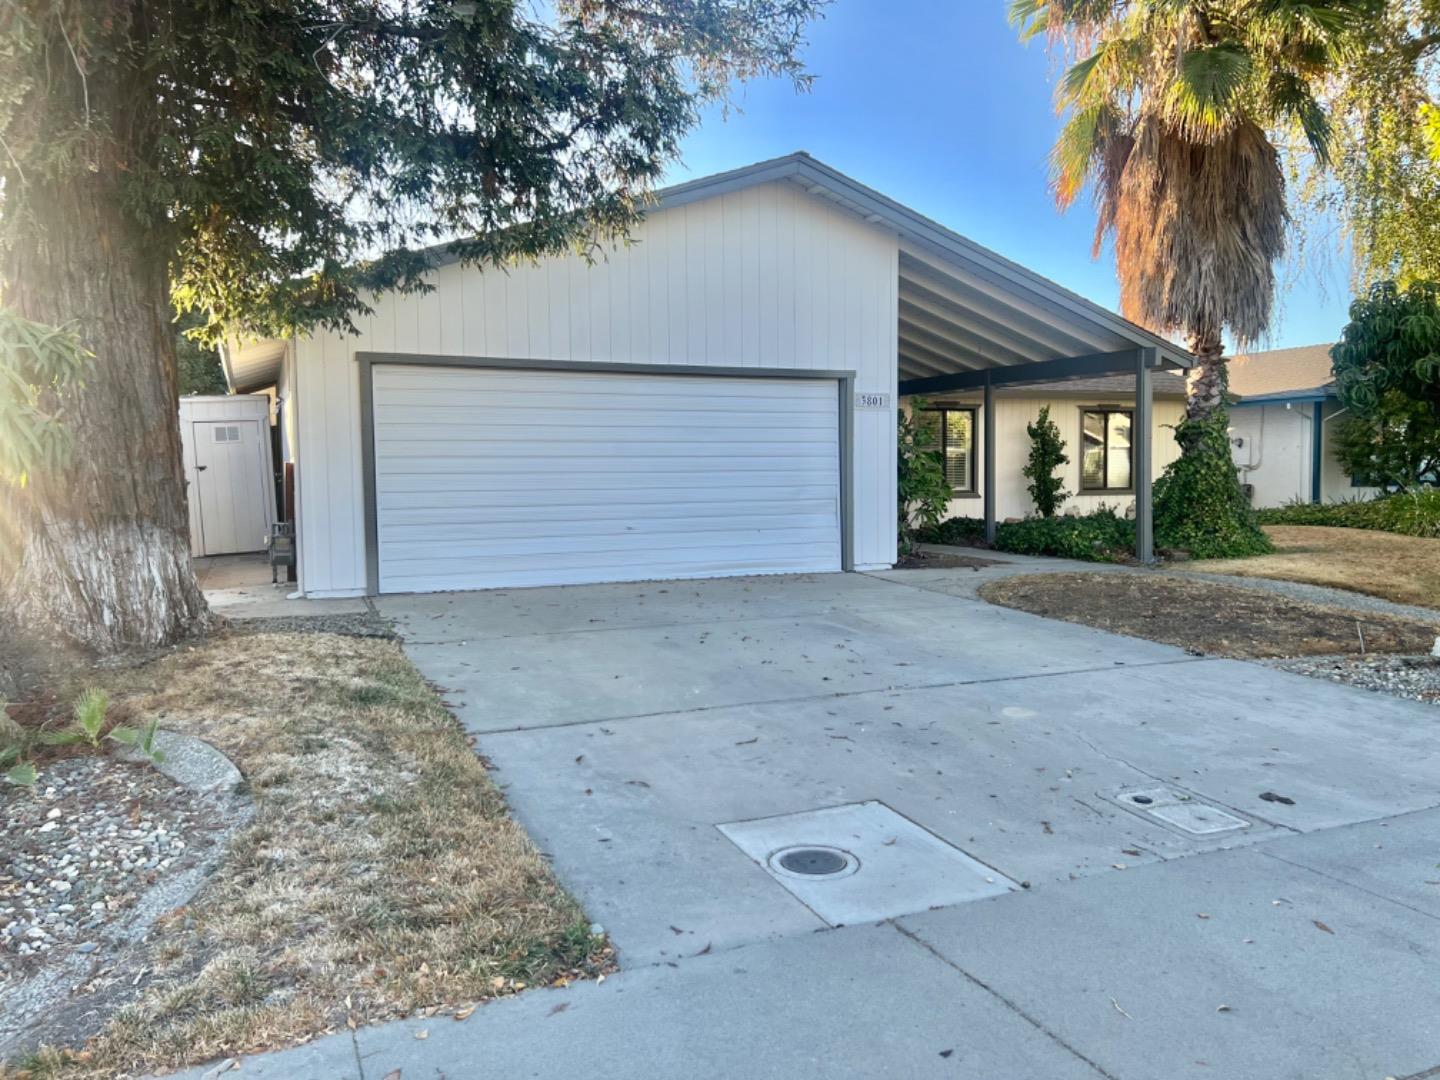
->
[1229,403,1376,508]
[292,181,899,596]
[906,394,1187,523]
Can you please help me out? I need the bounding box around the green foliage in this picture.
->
[72,688,109,748]
[107,716,166,767]
[1,0,827,346]
[920,516,986,545]
[1329,281,1440,488]
[176,311,227,396]
[1022,405,1070,517]
[1332,396,1440,490]
[1255,490,1440,538]
[993,506,1135,562]
[0,308,93,487]
[897,401,955,556]
[1152,413,1274,558]
[1320,1,1440,286]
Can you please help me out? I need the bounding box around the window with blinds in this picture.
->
[922,408,976,494]
[1081,409,1133,491]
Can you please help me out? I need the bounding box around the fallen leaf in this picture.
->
[548,1002,570,1017]
[1111,997,1133,1020]
[939,1049,954,1058]
[1259,791,1295,806]
[574,755,585,764]
[1313,920,1335,935]
[454,1005,476,1021]
[413,1029,429,1040]
[1197,913,1210,920]
[1216,1004,1231,1013]
[669,925,686,935]
[734,737,759,746]
[383,1071,402,1080]
[695,943,712,956]
[625,779,651,788]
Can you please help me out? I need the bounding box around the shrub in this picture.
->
[897,400,954,555]
[1023,405,1070,517]
[993,506,1135,562]
[921,516,986,545]
[1152,412,1273,559]
[1255,490,1440,538]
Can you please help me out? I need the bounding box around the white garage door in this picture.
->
[371,364,843,593]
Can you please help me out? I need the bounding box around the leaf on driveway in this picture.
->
[413,1029,429,1040]
[454,1005,476,1021]
[548,1002,570,1017]
[383,1071,401,1080]
[1313,920,1335,935]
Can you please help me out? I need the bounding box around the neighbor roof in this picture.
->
[1227,344,1336,403]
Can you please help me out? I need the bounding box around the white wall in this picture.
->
[292,181,900,596]
[1230,402,1376,508]
[906,393,1186,523]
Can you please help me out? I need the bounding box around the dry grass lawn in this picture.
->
[1200,525,1440,610]
[9,631,609,1080]
[980,573,1440,659]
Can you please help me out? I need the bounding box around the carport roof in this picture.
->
[654,152,1193,381]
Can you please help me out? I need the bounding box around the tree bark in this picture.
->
[1,173,209,652]
[1185,330,1227,424]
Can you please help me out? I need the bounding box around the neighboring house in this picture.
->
[917,373,1188,523]
[220,152,1190,598]
[1226,344,1374,507]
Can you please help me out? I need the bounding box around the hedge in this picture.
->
[1254,490,1440,539]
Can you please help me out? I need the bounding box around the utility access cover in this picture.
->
[1113,786,1251,836]
[718,801,1017,926]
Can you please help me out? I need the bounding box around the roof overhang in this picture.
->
[220,337,287,393]
[655,153,1193,385]
[1230,386,1336,407]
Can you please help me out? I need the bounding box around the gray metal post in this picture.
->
[1134,347,1155,563]
[983,371,996,544]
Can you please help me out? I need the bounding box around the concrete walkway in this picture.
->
[172,567,1440,1080]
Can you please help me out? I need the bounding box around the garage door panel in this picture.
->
[372,365,843,593]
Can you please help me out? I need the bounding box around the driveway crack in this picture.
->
[889,920,1121,1080]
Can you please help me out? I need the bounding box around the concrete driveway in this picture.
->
[192,565,1440,1080]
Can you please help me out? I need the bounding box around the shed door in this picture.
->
[371,365,843,594]
[193,420,270,555]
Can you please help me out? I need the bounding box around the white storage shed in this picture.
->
[178,395,277,557]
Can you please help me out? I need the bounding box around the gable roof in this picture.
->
[1227,344,1336,403]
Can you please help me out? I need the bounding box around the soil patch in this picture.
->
[979,572,1440,659]
[894,551,1007,570]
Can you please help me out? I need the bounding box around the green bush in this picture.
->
[1254,490,1440,538]
[1023,405,1070,517]
[897,400,954,556]
[920,516,986,545]
[993,506,1135,562]
[1152,413,1273,559]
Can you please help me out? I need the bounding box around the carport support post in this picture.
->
[1134,347,1155,564]
[983,371,996,544]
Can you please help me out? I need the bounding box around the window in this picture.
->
[922,408,977,494]
[1081,409,1132,491]
[212,425,241,443]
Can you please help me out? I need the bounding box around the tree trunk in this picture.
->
[1,173,209,652]
[1185,331,1227,423]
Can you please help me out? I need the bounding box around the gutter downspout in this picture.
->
[1311,401,1323,504]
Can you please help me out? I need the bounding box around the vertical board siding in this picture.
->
[292,181,900,594]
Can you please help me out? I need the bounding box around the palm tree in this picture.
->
[1011,0,1374,427]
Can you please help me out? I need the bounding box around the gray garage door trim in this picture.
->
[356,352,856,595]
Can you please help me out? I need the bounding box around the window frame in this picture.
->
[923,406,979,496]
[1078,406,1135,494]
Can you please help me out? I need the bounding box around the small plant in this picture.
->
[897,399,955,556]
[108,716,166,767]
[1023,405,1070,518]
[72,687,110,747]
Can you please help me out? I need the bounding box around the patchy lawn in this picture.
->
[8,631,609,1079]
[980,573,1440,659]
[1198,525,1440,610]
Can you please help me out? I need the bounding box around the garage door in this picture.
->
[371,364,843,593]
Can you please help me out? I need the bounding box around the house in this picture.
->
[220,152,1191,598]
[916,372,1189,523]
[1226,344,1374,507]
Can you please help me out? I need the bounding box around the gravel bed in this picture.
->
[0,755,212,984]
[225,610,394,638]
[1266,653,1440,705]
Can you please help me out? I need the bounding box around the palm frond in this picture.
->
[1165,43,1253,141]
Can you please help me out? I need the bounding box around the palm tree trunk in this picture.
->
[1,173,210,652]
[1185,331,1227,423]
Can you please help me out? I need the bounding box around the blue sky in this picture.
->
[668,1,1350,351]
